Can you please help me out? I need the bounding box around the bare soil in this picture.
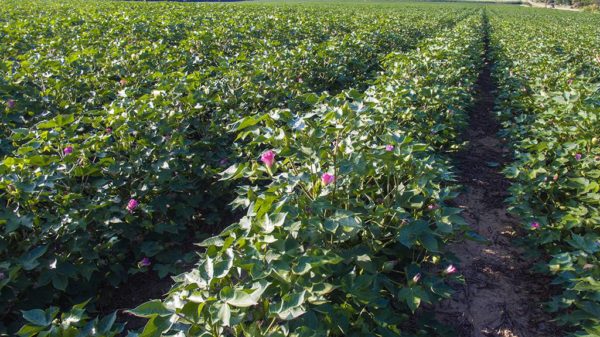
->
[523,1,581,11]
[96,271,173,330]
[435,32,560,337]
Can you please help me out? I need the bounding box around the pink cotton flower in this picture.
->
[6,99,15,109]
[321,173,335,185]
[0,272,5,280]
[127,199,139,213]
[219,158,228,166]
[412,273,421,283]
[427,204,438,210]
[444,265,457,274]
[385,144,394,151]
[106,127,113,134]
[530,221,540,229]
[261,150,275,168]
[575,153,582,161]
[138,257,151,268]
[553,174,559,182]
[63,146,73,155]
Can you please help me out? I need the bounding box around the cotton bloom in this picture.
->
[106,127,113,134]
[119,79,127,86]
[575,153,582,161]
[6,99,15,109]
[127,198,139,213]
[321,173,335,185]
[260,150,275,168]
[412,273,421,283]
[428,204,438,210]
[553,174,559,181]
[444,265,457,274]
[0,272,5,280]
[63,146,73,155]
[530,221,540,229]
[385,144,394,151]
[219,158,228,166]
[138,257,151,268]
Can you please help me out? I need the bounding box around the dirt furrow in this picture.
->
[435,20,558,337]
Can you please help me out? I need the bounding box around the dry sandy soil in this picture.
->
[523,1,581,11]
[434,34,561,337]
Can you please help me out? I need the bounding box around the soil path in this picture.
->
[435,22,558,337]
[523,1,581,11]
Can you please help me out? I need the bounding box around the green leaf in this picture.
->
[579,301,600,317]
[464,231,488,244]
[98,312,118,334]
[36,114,75,129]
[220,163,247,181]
[217,304,231,327]
[21,309,50,326]
[221,282,269,308]
[139,315,172,337]
[19,245,48,271]
[262,213,287,233]
[301,93,320,105]
[397,220,429,248]
[221,287,258,307]
[213,249,234,278]
[272,291,307,320]
[504,166,519,179]
[324,210,362,239]
[196,236,225,248]
[292,256,312,275]
[419,234,439,252]
[16,324,46,337]
[232,115,263,132]
[52,274,68,291]
[126,301,172,318]
[398,287,421,313]
[567,177,589,191]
